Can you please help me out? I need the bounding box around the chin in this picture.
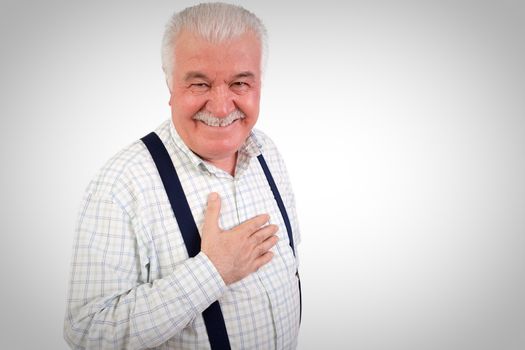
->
[200,142,241,160]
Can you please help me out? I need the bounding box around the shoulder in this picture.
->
[83,121,170,202]
[251,128,290,182]
[252,128,281,160]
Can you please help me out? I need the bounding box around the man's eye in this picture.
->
[191,83,209,88]
[231,82,249,91]
[189,83,210,92]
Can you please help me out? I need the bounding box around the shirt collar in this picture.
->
[239,131,262,158]
[168,120,262,175]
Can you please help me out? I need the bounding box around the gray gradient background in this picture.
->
[1,0,524,349]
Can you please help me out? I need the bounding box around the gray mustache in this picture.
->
[193,109,246,127]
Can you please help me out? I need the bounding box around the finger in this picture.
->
[234,214,270,236]
[253,234,278,257]
[252,251,274,271]
[250,224,279,245]
[202,192,221,233]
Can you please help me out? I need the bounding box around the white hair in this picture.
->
[161,2,268,90]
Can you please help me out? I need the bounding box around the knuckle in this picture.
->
[251,220,261,232]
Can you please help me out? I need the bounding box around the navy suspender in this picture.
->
[257,155,296,256]
[141,132,300,349]
[141,132,231,349]
[257,154,302,322]
[141,133,202,256]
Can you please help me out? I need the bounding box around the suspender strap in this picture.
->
[257,155,296,255]
[141,132,231,350]
[141,132,201,256]
[257,154,302,322]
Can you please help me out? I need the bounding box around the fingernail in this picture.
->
[209,192,218,201]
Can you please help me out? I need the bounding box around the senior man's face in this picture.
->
[169,30,262,168]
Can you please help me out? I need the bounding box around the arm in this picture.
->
[63,190,226,349]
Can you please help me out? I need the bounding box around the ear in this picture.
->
[168,90,173,107]
[166,79,173,106]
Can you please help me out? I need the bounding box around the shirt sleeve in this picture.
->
[63,187,226,349]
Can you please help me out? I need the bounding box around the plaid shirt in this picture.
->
[64,120,301,349]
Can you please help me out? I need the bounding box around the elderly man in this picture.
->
[64,3,301,349]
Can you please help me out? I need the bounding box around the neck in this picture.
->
[207,153,238,176]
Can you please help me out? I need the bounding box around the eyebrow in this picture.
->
[184,71,256,81]
[184,71,209,81]
[233,71,255,80]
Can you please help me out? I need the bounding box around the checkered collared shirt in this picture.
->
[64,120,301,349]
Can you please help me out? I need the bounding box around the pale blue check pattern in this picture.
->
[64,120,301,349]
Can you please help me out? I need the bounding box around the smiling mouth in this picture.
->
[193,109,246,127]
[198,119,239,127]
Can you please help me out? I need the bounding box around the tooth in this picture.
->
[194,110,244,127]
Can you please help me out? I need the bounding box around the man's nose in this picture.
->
[206,85,235,117]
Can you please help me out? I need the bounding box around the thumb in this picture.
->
[203,192,221,233]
